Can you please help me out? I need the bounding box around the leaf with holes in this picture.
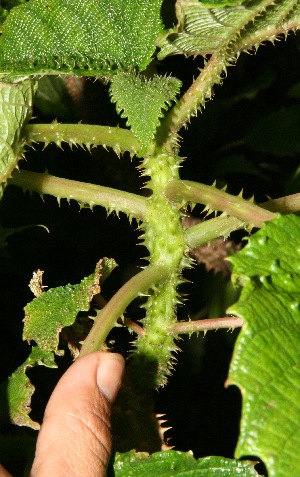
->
[227,214,300,477]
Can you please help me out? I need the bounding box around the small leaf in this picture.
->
[0,346,56,430]
[113,450,260,476]
[0,79,35,199]
[23,258,116,353]
[228,215,300,477]
[110,71,181,154]
[0,0,163,77]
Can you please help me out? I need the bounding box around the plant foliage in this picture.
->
[0,0,300,475]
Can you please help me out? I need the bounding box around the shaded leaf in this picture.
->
[228,214,300,477]
[34,76,74,121]
[0,79,35,199]
[158,0,300,59]
[0,0,163,77]
[0,224,48,249]
[245,104,300,156]
[110,71,181,153]
[113,450,260,476]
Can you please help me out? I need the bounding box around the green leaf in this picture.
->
[0,0,163,77]
[110,71,182,154]
[23,259,115,353]
[0,79,35,199]
[158,0,300,60]
[245,104,300,156]
[34,76,74,121]
[228,214,300,477]
[113,450,260,476]
[0,346,56,430]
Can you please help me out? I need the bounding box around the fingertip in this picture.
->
[96,352,125,403]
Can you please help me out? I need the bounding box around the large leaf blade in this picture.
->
[228,214,300,477]
[0,0,163,77]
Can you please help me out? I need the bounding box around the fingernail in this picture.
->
[97,353,125,403]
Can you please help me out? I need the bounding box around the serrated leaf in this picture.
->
[0,79,35,199]
[0,0,163,78]
[227,215,300,477]
[158,0,300,60]
[23,258,116,353]
[113,450,260,476]
[0,346,56,430]
[110,71,182,154]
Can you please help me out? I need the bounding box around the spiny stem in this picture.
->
[9,170,147,219]
[25,123,140,156]
[159,53,226,151]
[184,192,300,248]
[165,179,277,226]
[185,215,246,249]
[171,316,244,334]
[260,193,300,214]
[79,265,168,357]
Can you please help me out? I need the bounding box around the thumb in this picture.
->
[30,351,124,477]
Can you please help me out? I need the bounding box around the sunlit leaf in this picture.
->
[0,0,163,77]
[228,214,300,477]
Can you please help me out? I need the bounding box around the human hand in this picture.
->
[0,351,125,477]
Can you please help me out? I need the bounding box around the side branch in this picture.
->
[165,179,276,226]
[79,265,169,356]
[171,316,244,334]
[9,170,147,219]
[159,53,226,150]
[184,192,300,248]
[25,123,140,156]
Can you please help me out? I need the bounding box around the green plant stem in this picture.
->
[9,170,147,219]
[166,179,277,226]
[79,265,168,357]
[159,53,225,150]
[171,316,244,334]
[185,192,300,248]
[25,123,140,156]
[260,193,300,214]
[185,215,246,248]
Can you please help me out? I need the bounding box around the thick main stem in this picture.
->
[134,152,189,386]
